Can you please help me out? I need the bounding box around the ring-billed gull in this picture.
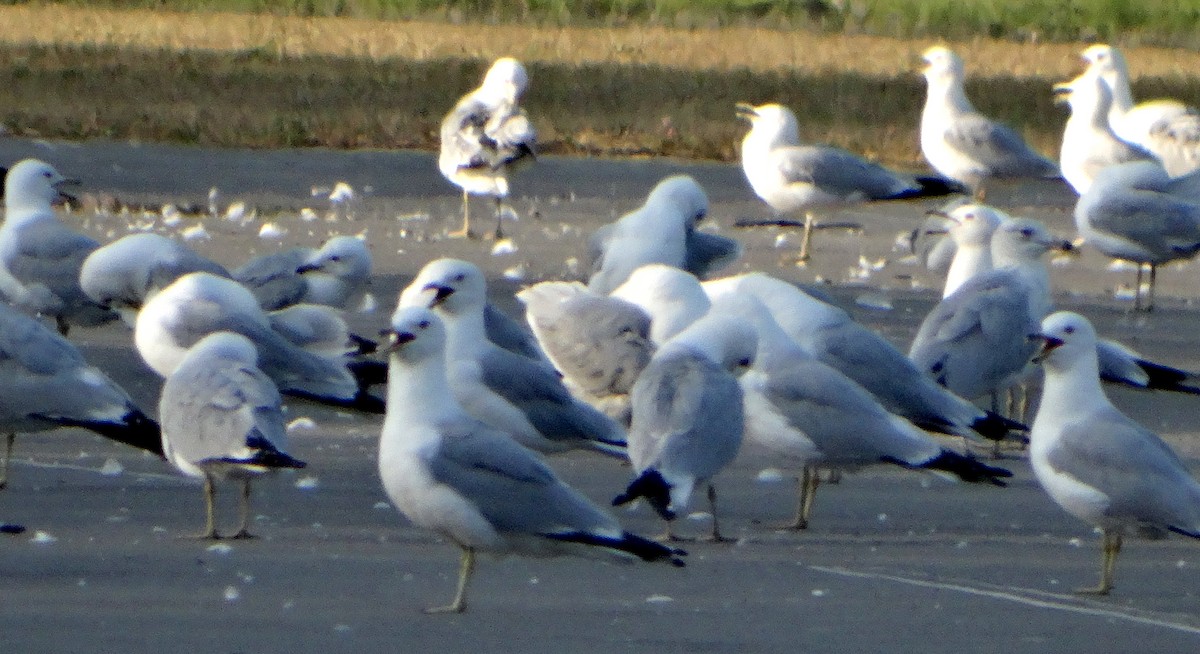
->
[736,102,960,261]
[380,306,683,614]
[1053,72,1154,195]
[0,302,161,489]
[709,292,1010,529]
[233,235,372,312]
[1081,44,1200,177]
[136,272,384,412]
[400,259,627,456]
[910,216,1071,409]
[614,313,756,541]
[919,46,1058,196]
[1030,311,1200,595]
[516,281,653,425]
[705,272,1023,442]
[932,203,1005,298]
[439,57,536,239]
[588,175,739,294]
[0,159,117,335]
[159,331,306,539]
[1073,160,1200,311]
[80,233,230,327]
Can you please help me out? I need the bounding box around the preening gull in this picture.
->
[439,57,536,239]
[1053,71,1155,195]
[588,175,718,294]
[1073,160,1200,311]
[233,235,372,312]
[736,102,960,261]
[400,258,627,456]
[135,272,383,412]
[0,159,117,334]
[1030,311,1200,594]
[159,331,305,539]
[516,281,653,425]
[919,46,1058,195]
[0,302,162,488]
[704,272,1023,442]
[614,313,756,541]
[609,264,711,345]
[80,232,230,327]
[379,306,683,613]
[1081,44,1200,177]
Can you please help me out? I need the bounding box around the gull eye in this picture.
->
[453,273,465,282]
[1020,228,1034,238]
[418,320,430,329]
[1063,325,1076,334]
[738,357,752,367]
[42,170,53,178]
[329,256,341,262]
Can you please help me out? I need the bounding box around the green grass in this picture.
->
[36,0,1200,47]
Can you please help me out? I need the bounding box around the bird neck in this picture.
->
[385,352,459,431]
[1101,70,1136,115]
[924,75,973,117]
[943,244,992,298]
[441,308,488,361]
[1038,350,1109,420]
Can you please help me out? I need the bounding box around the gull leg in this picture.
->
[1077,530,1120,595]
[702,484,733,543]
[797,212,816,262]
[782,466,820,530]
[448,189,476,239]
[1132,265,1144,312]
[0,433,14,490]
[230,479,256,540]
[426,547,475,614]
[1146,264,1157,312]
[492,197,505,240]
[182,475,221,540]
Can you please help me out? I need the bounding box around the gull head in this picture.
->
[611,264,710,344]
[4,158,77,213]
[920,45,963,83]
[644,175,709,229]
[1032,311,1095,368]
[992,216,1072,265]
[661,313,757,376]
[1053,72,1111,120]
[298,235,372,280]
[183,331,260,369]
[399,258,486,317]
[735,102,801,147]
[383,306,446,363]
[480,57,529,101]
[1080,44,1127,79]
[943,203,1004,248]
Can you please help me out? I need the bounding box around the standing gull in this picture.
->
[614,313,756,541]
[0,302,161,489]
[400,258,627,456]
[439,57,536,239]
[1074,160,1200,311]
[1030,311,1200,595]
[380,307,683,614]
[709,293,1009,530]
[0,159,117,334]
[919,46,1058,196]
[159,331,306,539]
[1081,44,1200,177]
[736,102,960,261]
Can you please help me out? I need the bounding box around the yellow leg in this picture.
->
[797,212,816,262]
[492,197,505,240]
[426,547,475,614]
[230,479,256,540]
[448,190,476,239]
[702,484,733,543]
[1077,530,1121,595]
[182,476,221,540]
[783,466,820,530]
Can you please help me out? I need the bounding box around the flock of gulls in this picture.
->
[3,43,1200,613]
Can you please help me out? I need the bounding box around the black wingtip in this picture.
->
[52,409,165,458]
[885,176,968,201]
[970,412,1028,442]
[347,333,379,356]
[902,450,1013,487]
[282,389,386,414]
[544,530,686,566]
[1,523,26,535]
[612,469,675,521]
[1133,359,1200,395]
[348,359,388,390]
